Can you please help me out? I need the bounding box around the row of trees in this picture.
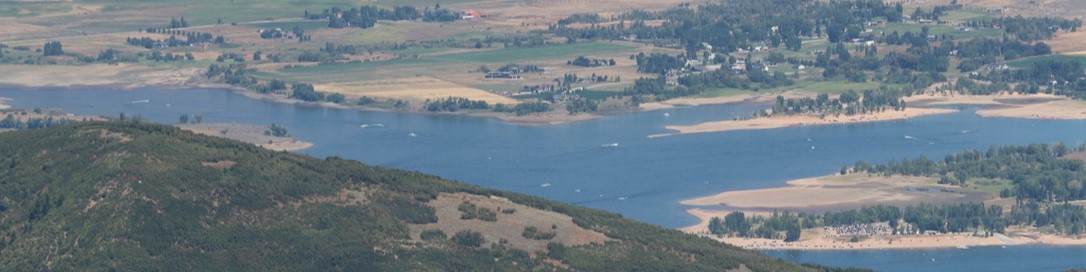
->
[551,0,901,56]
[712,199,1086,240]
[0,114,75,130]
[423,97,490,112]
[42,41,63,57]
[568,56,615,67]
[312,4,460,29]
[125,34,224,49]
[709,143,1086,241]
[849,143,1086,202]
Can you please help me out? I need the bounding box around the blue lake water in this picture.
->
[3,86,1086,271]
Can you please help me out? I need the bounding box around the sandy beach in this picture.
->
[908,92,1086,120]
[649,92,1086,138]
[679,172,1086,250]
[177,123,314,151]
[680,174,985,211]
[649,107,957,138]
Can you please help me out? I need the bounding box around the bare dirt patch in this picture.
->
[1048,30,1086,54]
[410,192,610,253]
[1060,152,1086,162]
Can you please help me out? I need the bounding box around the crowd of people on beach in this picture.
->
[826,223,893,237]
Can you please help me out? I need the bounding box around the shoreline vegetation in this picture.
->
[6,72,1086,129]
[681,146,1086,250]
[0,100,313,151]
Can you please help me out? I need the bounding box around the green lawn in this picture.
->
[249,21,329,32]
[965,178,1014,196]
[263,57,466,83]
[431,42,638,63]
[389,47,454,56]
[1007,54,1086,69]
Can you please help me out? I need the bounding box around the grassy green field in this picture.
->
[1007,54,1086,68]
[697,79,891,98]
[262,57,464,83]
[878,22,1002,40]
[965,178,1014,196]
[0,2,70,18]
[390,47,454,56]
[249,21,329,32]
[941,8,991,22]
[432,42,638,63]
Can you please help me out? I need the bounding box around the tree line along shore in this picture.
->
[684,143,1086,250]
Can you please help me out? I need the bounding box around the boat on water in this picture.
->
[540,182,551,187]
[663,112,670,117]
[904,135,916,139]
[408,132,417,137]
[601,143,619,148]
[130,99,150,104]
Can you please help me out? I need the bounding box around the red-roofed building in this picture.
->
[461,10,484,20]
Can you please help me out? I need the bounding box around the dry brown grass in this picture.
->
[451,0,698,32]
[1048,30,1086,54]
[410,192,610,253]
[177,123,313,151]
[681,174,988,212]
[317,77,518,104]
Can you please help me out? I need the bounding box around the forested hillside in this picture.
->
[0,122,859,271]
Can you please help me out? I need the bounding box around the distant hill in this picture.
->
[0,122,860,271]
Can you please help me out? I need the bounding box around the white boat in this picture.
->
[574,188,581,193]
[408,132,417,137]
[540,182,551,187]
[601,143,619,148]
[904,135,916,139]
[360,124,369,128]
[372,123,385,127]
[130,99,150,104]
[663,112,671,117]
[618,196,628,201]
